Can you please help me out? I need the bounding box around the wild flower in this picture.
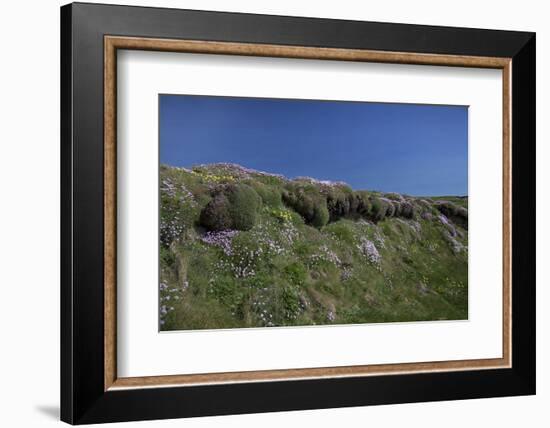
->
[160,216,184,246]
[159,304,174,324]
[161,178,196,205]
[443,231,466,254]
[201,173,236,184]
[396,218,422,237]
[294,176,348,188]
[280,223,298,245]
[421,211,433,220]
[193,162,286,181]
[357,238,381,265]
[326,310,336,322]
[201,230,239,256]
[438,214,457,237]
[269,207,293,223]
[309,245,342,267]
[341,267,353,281]
[373,230,386,249]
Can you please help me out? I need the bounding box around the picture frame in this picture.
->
[60,2,535,424]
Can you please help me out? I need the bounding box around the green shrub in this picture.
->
[251,181,282,207]
[356,191,371,218]
[326,192,350,220]
[199,184,261,231]
[369,196,388,222]
[284,262,307,286]
[282,186,328,228]
[226,183,262,230]
[311,201,330,228]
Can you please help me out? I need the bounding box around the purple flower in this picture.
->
[201,230,239,256]
[357,238,381,265]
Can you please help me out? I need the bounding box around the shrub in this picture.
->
[382,198,396,217]
[226,184,262,230]
[283,186,328,228]
[284,262,307,286]
[251,182,282,207]
[435,201,468,229]
[311,200,330,228]
[199,184,261,231]
[400,201,415,219]
[326,192,350,220]
[435,201,459,217]
[369,196,388,222]
[199,193,233,231]
[356,191,371,218]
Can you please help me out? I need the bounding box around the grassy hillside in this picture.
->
[160,163,468,330]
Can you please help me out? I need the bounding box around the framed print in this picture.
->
[60,2,536,424]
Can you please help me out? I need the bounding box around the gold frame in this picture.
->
[104,36,512,391]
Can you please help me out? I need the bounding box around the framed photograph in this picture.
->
[61,2,535,424]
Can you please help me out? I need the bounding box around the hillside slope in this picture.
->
[160,163,468,330]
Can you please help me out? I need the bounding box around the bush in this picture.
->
[199,184,261,231]
[400,201,415,219]
[199,193,233,231]
[282,186,328,228]
[369,196,388,222]
[435,201,459,217]
[356,192,371,218]
[435,201,468,229]
[251,182,282,207]
[383,198,396,217]
[226,183,262,230]
[284,262,307,286]
[327,193,349,220]
[311,200,330,228]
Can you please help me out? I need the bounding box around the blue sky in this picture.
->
[160,94,468,196]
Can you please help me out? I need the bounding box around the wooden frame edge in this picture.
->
[103,35,512,391]
[104,37,117,391]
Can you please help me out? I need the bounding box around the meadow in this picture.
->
[159,162,468,330]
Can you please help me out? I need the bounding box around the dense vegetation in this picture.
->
[160,163,468,330]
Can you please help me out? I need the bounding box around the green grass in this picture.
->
[159,163,468,330]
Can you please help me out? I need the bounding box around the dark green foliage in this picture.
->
[281,285,302,321]
[199,193,233,231]
[369,196,388,222]
[400,201,415,219]
[311,200,330,228]
[356,191,371,217]
[250,181,282,207]
[226,183,262,230]
[199,183,261,231]
[282,186,328,229]
[284,262,307,286]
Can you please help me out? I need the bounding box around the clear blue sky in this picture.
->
[160,94,468,196]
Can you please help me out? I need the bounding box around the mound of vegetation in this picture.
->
[159,163,468,330]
